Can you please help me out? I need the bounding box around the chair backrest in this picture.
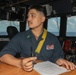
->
[7,26,19,39]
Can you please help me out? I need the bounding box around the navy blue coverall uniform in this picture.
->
[0,29,64,63]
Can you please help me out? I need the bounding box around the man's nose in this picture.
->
[27,17,31,21]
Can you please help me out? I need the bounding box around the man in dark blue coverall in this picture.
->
[0,5,76,71]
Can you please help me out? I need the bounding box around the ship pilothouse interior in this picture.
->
[0,0,76,63]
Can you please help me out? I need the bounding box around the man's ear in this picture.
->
[42,16,46,22]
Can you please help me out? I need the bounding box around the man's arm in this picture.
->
[0,54,37,71]
[0,54,22,68]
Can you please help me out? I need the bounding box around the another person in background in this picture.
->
[0,5,76,71]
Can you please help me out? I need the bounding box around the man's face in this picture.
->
[27,9,45,29]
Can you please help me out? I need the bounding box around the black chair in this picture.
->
[7,26,19,39]
[7,26,20,57]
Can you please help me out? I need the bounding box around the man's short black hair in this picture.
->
[28,5,47,17]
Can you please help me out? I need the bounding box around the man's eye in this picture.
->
[32,15,35,18]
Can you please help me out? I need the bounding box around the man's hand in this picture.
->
[56,58,76,70]
[21,57,37,71]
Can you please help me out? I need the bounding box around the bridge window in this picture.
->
[66,16,76,36]
[47,17,60,36]
[0,20,20,35]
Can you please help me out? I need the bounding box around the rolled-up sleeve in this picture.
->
[0,34,21,57]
